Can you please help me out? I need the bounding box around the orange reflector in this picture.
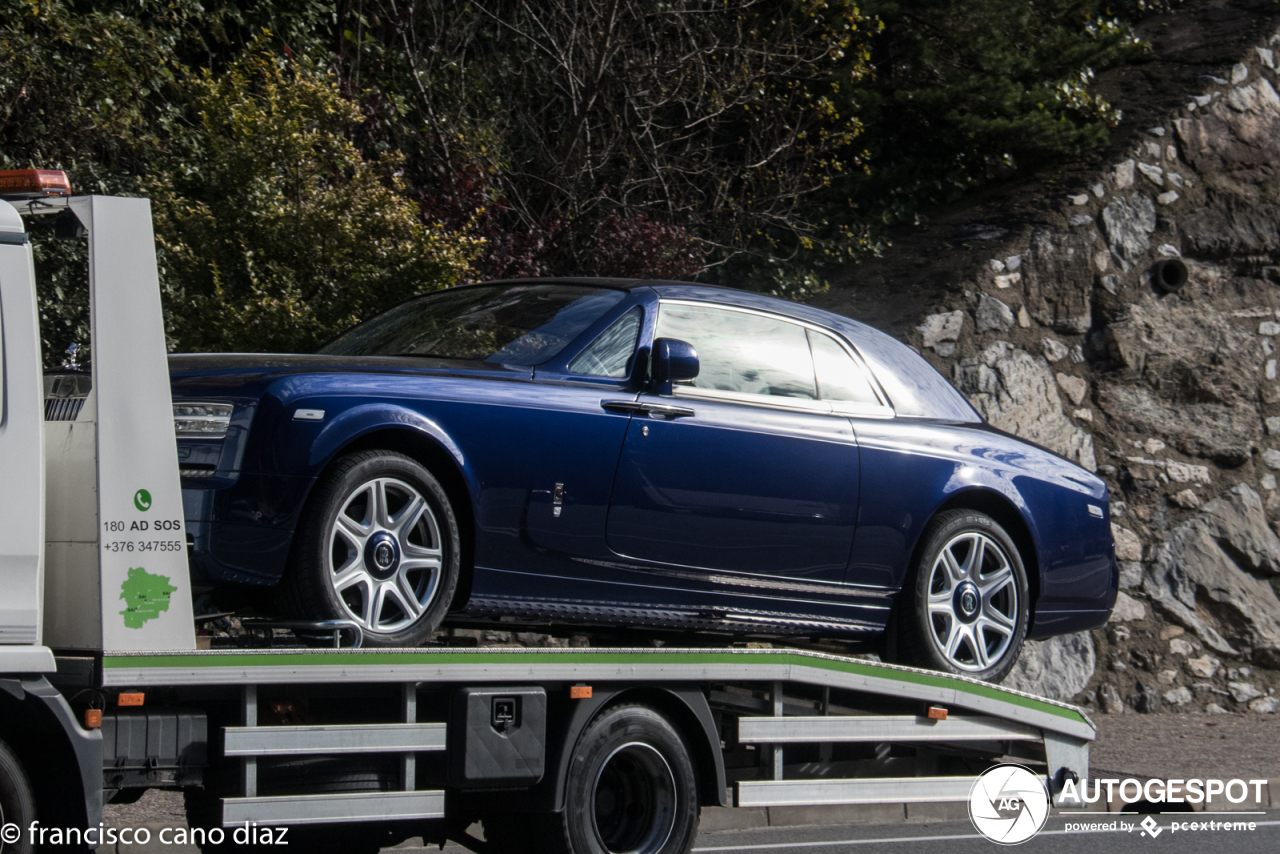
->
[570,685,592,699]
[84,709,103,728]
[927,706,948,720]
[118,692,145,707]
[0,169,71,200]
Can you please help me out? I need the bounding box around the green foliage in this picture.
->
[0,1,1166,358]
[0,0,200,360]
[0,2,474,358]
[848,0,1144,223]
[146,46,481,353]
[341,0,876,282]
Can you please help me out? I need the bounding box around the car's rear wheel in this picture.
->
[282,451,460,647]
[896,510,1028,683]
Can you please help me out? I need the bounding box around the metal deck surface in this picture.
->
[102,647,1094,740]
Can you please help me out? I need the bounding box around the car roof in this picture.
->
[482,276,798,309]
[481,276,730,294]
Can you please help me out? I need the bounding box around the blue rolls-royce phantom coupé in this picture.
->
[168,278,1117,681]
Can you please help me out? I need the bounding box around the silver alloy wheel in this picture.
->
[327,476,444,634]
[591,742,677,854]
[926,531,1018,672]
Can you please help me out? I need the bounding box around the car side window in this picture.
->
[569,307,643,378]
[808,330,880,406]
[656,303,817,400]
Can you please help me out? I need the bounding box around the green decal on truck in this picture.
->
[134,489,152,511]
[119,566,176,628]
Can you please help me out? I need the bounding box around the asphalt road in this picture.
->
[687,817,1280,854]
[416,816,1280,854]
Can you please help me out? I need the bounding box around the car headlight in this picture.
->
[173,402,234,438]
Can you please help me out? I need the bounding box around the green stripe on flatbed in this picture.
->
[103,648,1087,726]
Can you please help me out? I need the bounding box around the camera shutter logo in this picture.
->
[969,763,1050,844]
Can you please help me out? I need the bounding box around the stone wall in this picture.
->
[819,23,1280,715]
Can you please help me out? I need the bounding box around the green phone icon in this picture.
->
[134,489,152,512]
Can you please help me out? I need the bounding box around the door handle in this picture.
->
[640,404,695,419]
[600,400,694,419]
[601,400,646,415]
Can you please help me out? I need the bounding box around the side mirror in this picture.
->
[652,338,699,396]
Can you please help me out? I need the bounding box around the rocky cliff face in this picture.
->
[818,7,1280,715]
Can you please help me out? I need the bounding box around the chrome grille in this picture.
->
[45,396,86,422]
[44,373,92,422]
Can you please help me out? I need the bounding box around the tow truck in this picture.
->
[0,172,1095,853]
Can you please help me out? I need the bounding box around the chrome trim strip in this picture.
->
[735,776,974,808]
[737,714,1040,744]
[224,723,446,756]
[222,790,445,826]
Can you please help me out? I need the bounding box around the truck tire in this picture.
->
[0,738,36,854]
[282,450,461,648]
[896,509,1029,683]
[554,704,700,854]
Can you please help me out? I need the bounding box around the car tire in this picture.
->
[0,738,36,854]
[547,704,700,854]
[282,450,461,648]
[896,510,1029,683]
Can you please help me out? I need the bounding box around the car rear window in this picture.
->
[318,283,627,366]
[808,330,880,406]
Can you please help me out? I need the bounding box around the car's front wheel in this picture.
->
[896,510,1029,683]
[283,451,460,647]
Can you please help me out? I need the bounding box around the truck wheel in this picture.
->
[0,739,36,854]
[558,704,700,854]
[283,451,461,648]
[896,510,1028,683]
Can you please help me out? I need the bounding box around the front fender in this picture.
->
[308,402,468,473]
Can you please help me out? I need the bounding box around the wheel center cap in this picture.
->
[364,532,401,580]
[955,582,980,623]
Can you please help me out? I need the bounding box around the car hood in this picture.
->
[168,352,533,398]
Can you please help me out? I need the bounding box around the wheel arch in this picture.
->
[923,487,1042,633]
[303,425,479,612]
[596,685,727,810]
[0,677,102,834]
[516,683,727,814]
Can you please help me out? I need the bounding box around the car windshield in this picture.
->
[318,283,627,366]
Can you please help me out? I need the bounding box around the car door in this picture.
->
[604,301,861,585]
[518,305,647,565]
